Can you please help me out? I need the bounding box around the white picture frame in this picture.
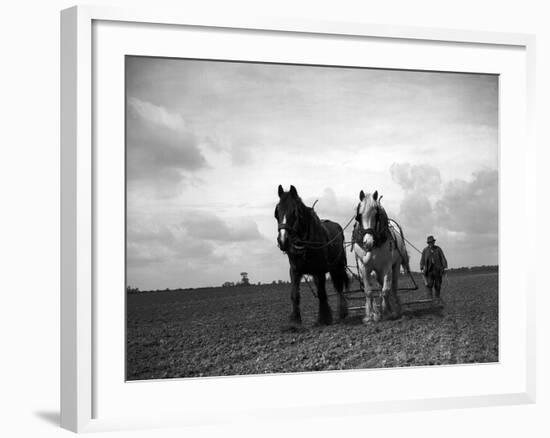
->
[60,5,536,433]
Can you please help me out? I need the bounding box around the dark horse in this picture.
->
[274,185,349,325]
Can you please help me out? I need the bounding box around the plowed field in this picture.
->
[127,271,498,380]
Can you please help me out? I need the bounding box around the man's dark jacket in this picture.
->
[420,245,448,275]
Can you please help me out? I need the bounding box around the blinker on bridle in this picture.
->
[276,206,304,253]
[276,207,298,235]
[277,222,292,232]
[356,201,386,248]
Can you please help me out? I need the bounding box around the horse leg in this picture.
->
[390,264,402,318]
[381,266,400,320]
[355,251,374,323]
[314,274,333,325]
[289,267,302,325]
[378,269,392,320]
[362,270,377,324]
[331,268,349,320]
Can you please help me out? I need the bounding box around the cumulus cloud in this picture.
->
[435,169,498,236]
[398,193,435,233]
[390,162,442,195]
[127,224,220,268]
[303,187,356,219]
[128,97,188,132]
[128,213,265,267]
[229,133,259,166]
[126,213,272,289]
[126,98,209,198]
[181,212,264,242]
[389,163,442,235]
[390,162,498,269]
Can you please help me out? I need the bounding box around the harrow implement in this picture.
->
[300,215,443,315]
[342,264,434,314]
[304,263,441,314]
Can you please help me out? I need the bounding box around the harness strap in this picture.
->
[352,222,389,251]
[277,223,293,232]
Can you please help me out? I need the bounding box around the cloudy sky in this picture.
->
[126,56,498,290]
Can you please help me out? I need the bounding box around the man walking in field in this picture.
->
[420,235,448,305]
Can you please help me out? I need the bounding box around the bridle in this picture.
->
[277,221,294,234]
[276,204,343,253]
[356,201,389,248]
[276,206,306,253]
[276,205,300,235]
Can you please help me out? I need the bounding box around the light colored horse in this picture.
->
[353,190,410,323]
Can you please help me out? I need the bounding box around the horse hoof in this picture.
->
[317,316,333,326]
[317,312,333,326]
[289,313,302,326]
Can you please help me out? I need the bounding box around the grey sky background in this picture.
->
[126,57,498,290]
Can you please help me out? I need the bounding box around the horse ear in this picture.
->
[359,190,365,201]
[373,190,378,201]
[278,185,284,198]
[289,185,298,197]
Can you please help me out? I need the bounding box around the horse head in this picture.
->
[274,184,303,252]
[356,189,388,250]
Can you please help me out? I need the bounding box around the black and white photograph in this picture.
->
[125,56,498,380]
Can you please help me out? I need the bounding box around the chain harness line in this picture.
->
[303,275,318,298]
[280,203,357,298]
[279,198,442,302]
[288,208,425,299]
[299,214,357,298]
[293,214,356,249]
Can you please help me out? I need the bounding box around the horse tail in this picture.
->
[324,221,349,293]
[331,265,349,293]
[338,226,350,291]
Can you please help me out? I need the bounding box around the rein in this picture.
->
[295,214,355,250]
[277,206,355,252]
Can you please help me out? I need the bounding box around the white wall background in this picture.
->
[0,0,547,437]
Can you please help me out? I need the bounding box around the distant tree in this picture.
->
[222,281,235,287]
[126,285,140,294]
[240,272,250,286]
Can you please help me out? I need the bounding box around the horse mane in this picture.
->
[297,198,324,231]
[373,201,390,242]
[376,202,389,229]
[288,196,327,244]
